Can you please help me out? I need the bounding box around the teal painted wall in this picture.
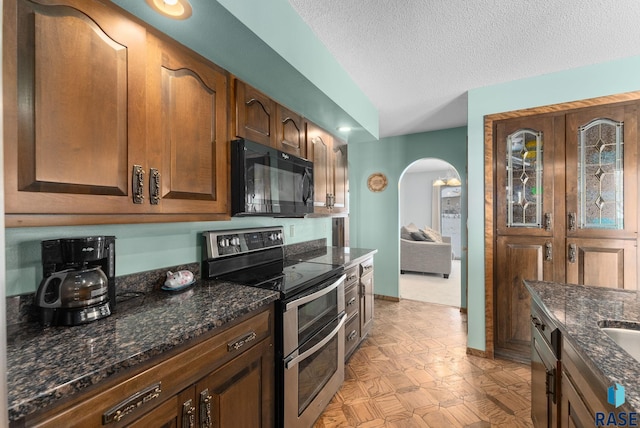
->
[349,127,467,306]
[5,217,332,296]
[466,55,640,351]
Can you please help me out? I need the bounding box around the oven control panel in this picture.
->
[203,227,284,259]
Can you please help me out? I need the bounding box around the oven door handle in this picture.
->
[285,312,347,370]
[285,274,346,311]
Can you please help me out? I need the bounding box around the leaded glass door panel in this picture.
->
[565,104,638,239]
[496,115,561,237]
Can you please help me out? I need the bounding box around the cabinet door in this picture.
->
[4,0,148,220]
[495,115,563,237]
[360,272,374,339]
[565,103,638,239]
[194,339,274,428]
[566,237,637,289]
[275,105,306,157]
[495,236,557,360]
[234,80,275,147]
[306,122,333,213]
[332,142,349,213]
[562,374,596,428]
[146,35,228,215]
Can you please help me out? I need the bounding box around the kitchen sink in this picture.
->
[598,320,640,363]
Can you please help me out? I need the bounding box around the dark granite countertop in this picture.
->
[287,246,378,267]
[6,280,279,422]
[525,280,640,411]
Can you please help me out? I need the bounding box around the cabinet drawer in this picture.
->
[344,314,360,359]
[345,283,359,319]
[344,265,359,287]
[360,258,374,276]
[28,307,272,427]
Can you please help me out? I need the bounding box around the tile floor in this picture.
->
[314,299,533,427]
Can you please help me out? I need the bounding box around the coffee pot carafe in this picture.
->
[37,236,116,326]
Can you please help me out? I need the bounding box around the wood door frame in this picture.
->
[483,90,640,359]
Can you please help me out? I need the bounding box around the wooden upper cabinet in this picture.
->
[233,79,275,147]
[565,103,638,239]
[306,122,333,212]
[495,115,563,237]
[275,105,306,158]
[332,139,348,213]
[145,35,228,215]
[4,0,148,222]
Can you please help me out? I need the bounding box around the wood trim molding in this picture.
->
[375,294,400,302]
[466,347,487,359]
[483,90,640,360]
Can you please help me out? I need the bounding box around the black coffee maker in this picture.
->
[36,236,116,326]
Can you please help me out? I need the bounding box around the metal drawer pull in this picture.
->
[182,399,195,428]
[347,297,357,306]
[348,330,358,341]
[227,331,257,352]
[150,168,161,205]
[347,274,358,282]
[132,165,145,204]
[200,389,212,428]
[102,382,161,424]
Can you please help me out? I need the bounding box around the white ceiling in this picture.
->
[287,0,640,138]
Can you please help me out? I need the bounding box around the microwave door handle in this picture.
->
[285,274,346,311]
[285,312,347,370]
[302,168,313,205]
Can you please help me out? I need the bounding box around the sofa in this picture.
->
[400,224,452,278]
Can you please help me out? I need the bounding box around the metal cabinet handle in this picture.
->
[531,316,545,331]
[150,168,161,205]
[132,165,145,204]
[347,296,357,307]
[544,213,552,231]
[348,330,358,341]
[568,243,577,263]
[545,242,552,261]
[326,193,335,209]
[568,212,576,231]
[347,274,358,283]
[102,382,161,424]
[227,331,257,352]
[182,399,195,428]
[200,389,212,428]
[546,368,556,403]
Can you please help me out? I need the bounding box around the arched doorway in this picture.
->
[399,158,462,307]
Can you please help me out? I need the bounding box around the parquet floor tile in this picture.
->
[314,299,533,428]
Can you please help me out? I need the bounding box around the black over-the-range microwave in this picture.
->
[230,138,314,217]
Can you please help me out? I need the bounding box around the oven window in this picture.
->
[297,288,338,346]
[297,332,338,415]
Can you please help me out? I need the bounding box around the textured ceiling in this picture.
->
[288,0,640,138]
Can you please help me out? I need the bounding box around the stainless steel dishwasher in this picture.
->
[531,303,561,428]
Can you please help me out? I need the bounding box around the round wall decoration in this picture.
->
[367,173,388,192]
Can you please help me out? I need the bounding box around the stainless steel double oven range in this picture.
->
[202,227,346,427]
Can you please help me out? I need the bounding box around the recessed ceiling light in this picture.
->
[146,0,192,20]
[337,126,352,133]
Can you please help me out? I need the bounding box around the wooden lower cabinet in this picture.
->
[565,238,637,290]
[344,257,375,362]
[19,306,274,428]
[496,236,558,361]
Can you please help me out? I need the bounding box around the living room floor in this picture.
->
[400,260,462,307]
[315,299,533,427]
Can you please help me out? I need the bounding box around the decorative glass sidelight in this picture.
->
[578,118,624,229]
[506,129,543,227]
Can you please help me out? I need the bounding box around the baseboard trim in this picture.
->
[466,347,488,358]
[374,294,400,302]
[459,307,467,314]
